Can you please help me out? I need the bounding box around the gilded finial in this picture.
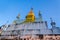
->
[31,7,33,10]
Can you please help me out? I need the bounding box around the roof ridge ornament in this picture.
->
[39,10,43,21]
[16,13,20,19]
[50,18,56,28]
[50,18,53,22]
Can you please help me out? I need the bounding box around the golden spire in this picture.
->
[28,8,34,15]
[25,8,35,22]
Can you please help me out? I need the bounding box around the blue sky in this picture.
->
[0,0,60,28]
